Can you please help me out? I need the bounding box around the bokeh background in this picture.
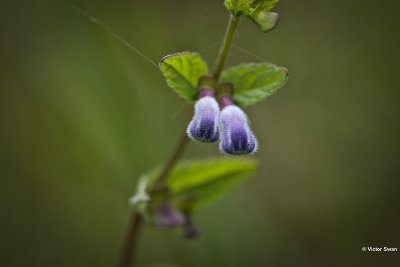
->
[1,0,399,266]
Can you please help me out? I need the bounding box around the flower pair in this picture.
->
[187,78,257,155]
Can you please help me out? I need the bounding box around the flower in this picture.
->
[219,104,258,155]
[181,214,199,239]
[187,88,220,143]
[154,203,185,228]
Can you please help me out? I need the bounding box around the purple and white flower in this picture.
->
[219,100,258,155]
[187,89,220,143]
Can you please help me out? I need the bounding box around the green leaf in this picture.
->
[225,0,252,16]
[221,63,288,107]
[159,52,208,102]
[165,158,257,210]
[252,0,279,11]
[225,0,279,16]
[140,158,257,212]
[249,11,279,32]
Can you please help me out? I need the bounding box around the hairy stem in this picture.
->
[212,15,240,80]
[118,131,189,267]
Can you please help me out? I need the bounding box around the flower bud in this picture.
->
[154,203,185,228]
[181,214,199,239]
[219,104,258,155]
[187,88,220,143]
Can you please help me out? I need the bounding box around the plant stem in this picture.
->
[118,131,189,267]
[212,15,240,80]
[118,211,143,267]
[153,130,189,186]
[118,12,241,267]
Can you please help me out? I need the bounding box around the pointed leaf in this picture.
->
[159,52,208,102]
[143,158,257,210]
[165,158,257,210]
[221,63,288,107]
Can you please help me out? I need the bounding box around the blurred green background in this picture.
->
[1,0,399,266]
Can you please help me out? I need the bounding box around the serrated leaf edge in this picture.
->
[221,62,289,107]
